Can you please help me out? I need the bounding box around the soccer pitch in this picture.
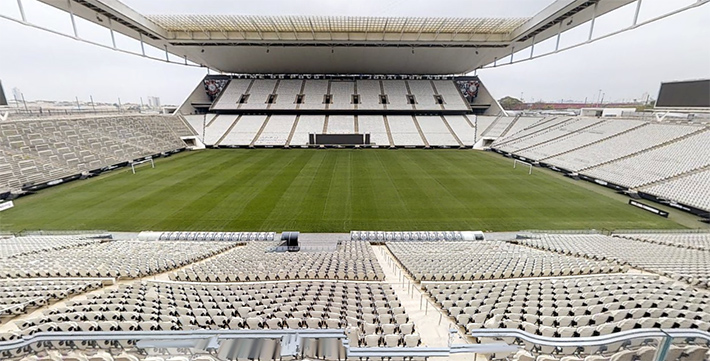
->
[0,149,682,232]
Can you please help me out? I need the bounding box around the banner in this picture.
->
[0,201,14,212]
[628,200,669,218]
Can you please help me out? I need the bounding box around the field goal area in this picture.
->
[513,159,533,175]
[131,157,155,174]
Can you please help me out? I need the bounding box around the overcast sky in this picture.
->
[0,0,708,105]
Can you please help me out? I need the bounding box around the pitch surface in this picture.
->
[0,149,681,232]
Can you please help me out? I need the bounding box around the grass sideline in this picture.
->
[0,149,682,232]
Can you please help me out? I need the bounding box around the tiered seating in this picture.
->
[382,81,411,110]
[496,118,601,154]
[615,233,710,251]
[416,116,458,146]
[358,116,390,146]
[0,235,103,259]
[156,231,274,242]
[218,115,267,146]
[388,116,425,146]
[0,116,186,193]
[482,117,517,138]
[289,115,325,146]
[517,119,645,161]
[543,123,702,172]
[211,79,251,110]
[501,117,545,140]
[9,280,419,347]
[270,79,302,110]
[583,130,710,188]
[0,241,237,279]
[356,80,384,110]
[639,168,710,211]
[326,116,355,134]
[300,80,329,110]
[520,235,710,288]
[1,279,103,321]
[493,117,570,145]
[330,81,355,110]
[432,81,469,111]
[202,115,237,145]
[253,115,296,146]
[241,79,276,109]
[424,274,710,354]
[351,231,465,241]
[171,241,384,282]
[163,116,196,137]
[444,115,475,145]
[511,345,709,361]
[387,241,623,282]
[407,80,439,111]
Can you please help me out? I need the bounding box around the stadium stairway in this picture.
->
[579,127,710,172]
[411,116,431,147]
[215,115,242,146]
[480,114,504,138]
[175,114,199,136]
[440,115,464,147]
[284,115,301,147]
[637,164,710,192]
[538,122,650,162]
[497,114,522,139]
[250,116,272,147]
[382,116,396,147]
[372,245,467,349]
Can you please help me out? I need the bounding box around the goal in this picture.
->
[513,159,533,175]
[131,157,155,174]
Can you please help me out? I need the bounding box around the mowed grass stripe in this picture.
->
[0,149,682,232]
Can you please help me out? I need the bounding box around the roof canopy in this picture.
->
[37,0,637,74]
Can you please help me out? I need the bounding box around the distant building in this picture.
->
[147,96,161,109]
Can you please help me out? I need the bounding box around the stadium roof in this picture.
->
[38,0,638,74]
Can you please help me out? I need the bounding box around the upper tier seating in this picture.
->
[521,234,710,288]
[536,123,702,172]
[270,79,302,110]
[210,79,469,112]
[432,81,470,111]
[1,279,103,321]
[407,80,440,111]
[0,116,187,193]
[638,168,710,211]
[387,241,624,282]
[582,129,710,188]
[615,233,710,251]
[8,280,418,348]
[0,240,238,279]
[0,235,103,259]
[426,274,710,355]
[171,241,385,282]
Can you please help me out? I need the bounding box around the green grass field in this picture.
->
[0,149,682,232]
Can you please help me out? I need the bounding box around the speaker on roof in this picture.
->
[0,80,7,106]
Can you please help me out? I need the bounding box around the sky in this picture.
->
[0,0,708,105]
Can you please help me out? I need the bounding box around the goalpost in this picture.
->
[513,159,533,175]
[131,157,155,174]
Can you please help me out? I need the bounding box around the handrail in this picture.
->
[469,328,710,346]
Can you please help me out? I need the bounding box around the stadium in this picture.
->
[0,0,709,360]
